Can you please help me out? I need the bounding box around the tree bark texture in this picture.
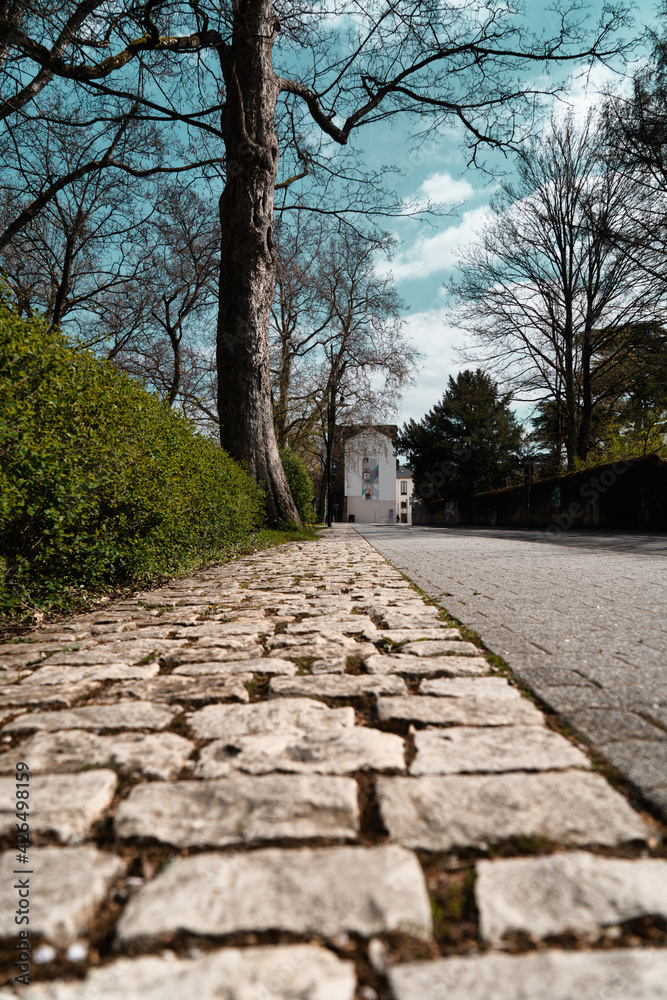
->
[216,0,300,526]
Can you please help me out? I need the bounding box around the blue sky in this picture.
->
[347,1,663,430]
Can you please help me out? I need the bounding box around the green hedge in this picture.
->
[280,448,316,524]
[0,302,265,617]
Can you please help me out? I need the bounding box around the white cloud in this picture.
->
[406,171,475,211]
[552,61,632,122]
[396,307,466,425]
[386,206,490,282]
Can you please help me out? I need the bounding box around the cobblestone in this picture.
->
[95,673,251,705]
[365,653,488,677]
[116,845,432,943]
[377,772,649,850]
[377,693,545,726]
[195,726,405,776]
[268,673,407,698]
[410,725,589,775]
[388,949,667,1000]
[172,656,296,676]
[0,946,356,999]
[4,700,179,733]
[0,846,124,946]
[189,698,354,740]
[0,771,117,842]
[0,525,662,998]
[114,774,359,846]
[475,851,667,943]
[18,663,160,686]
[1,730,193,779]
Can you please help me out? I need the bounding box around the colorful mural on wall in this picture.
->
[362,455,380,500]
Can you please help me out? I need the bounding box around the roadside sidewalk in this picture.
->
[0,524,665,999]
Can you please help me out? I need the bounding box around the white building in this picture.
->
[343,428,397,524]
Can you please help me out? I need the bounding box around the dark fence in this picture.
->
[412,454,667,532]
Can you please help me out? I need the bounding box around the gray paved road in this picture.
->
[356,524,667,818]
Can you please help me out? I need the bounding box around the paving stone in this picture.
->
[387,949,667,1000]
[2,730,193,779]
[269,630,362,648]
[377,694,545,727]
[190,698,354,740]
[44,640,187,666]
[410,726,590,775]
[0,647,64,669]
[161,642,262,666]
[0,708,25,727]
[268,636,377,660]
[122,626,183,640]
[400,638,475,656]
[519,665,605,688]
[569,708,666,743]
[115,774,359,846]
[89,623,139,635]
[173,656,296,676]
[174,622,269,638]
[0,771,117,843]
[21,662,160,686]
[381,614,447,630]
[116,844,432,942]
[0,946,356,1000]
[4,701,179,733]
[376,773,648,850]
[196,727,405,777]
[379,628,459,643]
[0,682,102,711]
[286,616,378,637]
[420,677,522,698]
[0,846,125,945]
[308,657,347,673]
[365,654,487,678]
[597,739,667,793]
[98,673,251,706]
[268,674,407,699]
[0,669,32,684]
[475,851,667,943]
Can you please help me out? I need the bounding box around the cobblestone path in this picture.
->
[0,525,665,998]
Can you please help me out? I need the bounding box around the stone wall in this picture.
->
[413,454,667,532]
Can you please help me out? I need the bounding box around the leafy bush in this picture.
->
[0,302,265,617]
[280,448,315,524]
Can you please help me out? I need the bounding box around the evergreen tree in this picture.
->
[397,369,524,499]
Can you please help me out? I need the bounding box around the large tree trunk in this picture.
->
[216,0,300,526]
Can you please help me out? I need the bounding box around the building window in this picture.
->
[400,481,407,494]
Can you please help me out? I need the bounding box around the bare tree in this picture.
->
[0,1,633,520]
[452,111,658,468]
[270,215,420,477]
[602,22,667,296]
[110,186,220,409]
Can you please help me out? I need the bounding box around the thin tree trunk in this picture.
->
[166,327,182,408]
[577,331,593,462]
[51,233,76,329]
[216,0,299,525]
[274,334,292,448]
